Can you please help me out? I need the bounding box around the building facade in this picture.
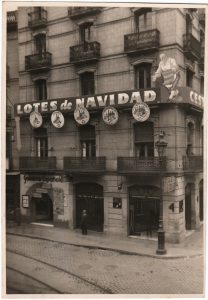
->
[7,6,204,243]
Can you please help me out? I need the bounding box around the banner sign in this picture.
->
[14,87,169,117]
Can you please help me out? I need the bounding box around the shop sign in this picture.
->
[22,195,29,208]
[29,111,43,128]
[51,111,65,128]
[132,103,150,122]
[14,87,169,117]
[24,174,64,183]
[74,106,90,125]
[102,106,119,125]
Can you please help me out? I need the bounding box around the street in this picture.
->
[6,234,204,294]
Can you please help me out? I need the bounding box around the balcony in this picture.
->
[183,33,201,61]
[7,11,17,31]
[64,157,106,174]
[19,157,56,172]
[124,29,160,55]
[28,8,47,29]
[117,157,166,174]
[70,42,100,64]
[25,52,52,72]
[183,156,203,172]
[68,7,102,19]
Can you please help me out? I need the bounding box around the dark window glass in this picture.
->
[80,125,96,158]
[186,69,193,87]
[135,64,152,89]
[80,22,93,43]
[134,122,154,158]
[34,128,48,158]
[35,34,46,57]
[186,14,192,35]
[80,72,95,96]
[135,8,152,32]
[35,79,47,100]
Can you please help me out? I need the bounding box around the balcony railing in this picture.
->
[19,157,56,172]
[124,29,160,54]
[117,157,166,174]
[70,42,101,64]
[7,11,17,31]
[68,7,102,19]
[25,52,52,72]
[28,8,47,29]
[64,157,106,174]
[183,156,203,172]
[183,33,201,61]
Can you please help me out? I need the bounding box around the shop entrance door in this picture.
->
[185,184,192,230]
[32,194,53,222]
[129,185,160,236]
[75,183,104,232]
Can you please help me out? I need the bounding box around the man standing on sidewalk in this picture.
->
[81,210,88,235]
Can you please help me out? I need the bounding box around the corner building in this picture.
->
[10,6,204,243]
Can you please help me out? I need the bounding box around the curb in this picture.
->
[6,231,202,260]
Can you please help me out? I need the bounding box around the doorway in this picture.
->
[129,185,160,236]
[75,183,104,232]
[32,194,53,223]
[185,183,192,230]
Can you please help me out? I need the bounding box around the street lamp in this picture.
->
[155,137,168,255]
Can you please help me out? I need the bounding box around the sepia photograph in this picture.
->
[3,1,205,297]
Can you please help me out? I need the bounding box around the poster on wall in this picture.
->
[29,111,43,128]
[102,106,119,125]
[74,106,90,125]
[22,195,29,208]
[132,103,150,122]
[51,111,65,128]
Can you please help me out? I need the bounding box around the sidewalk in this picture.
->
[6,222,204,259]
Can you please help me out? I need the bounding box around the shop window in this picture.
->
[134,122,154,158]
[80,125,96,158]
[186,69,193,88]
[135,8,152,33]
[34,128,48,158]
[135,63,152,89]
[186,122,194,156]
[80,72,95,96]
[35,79,47,100]
[35,33,46,57]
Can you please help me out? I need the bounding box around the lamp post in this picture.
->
[155,138,168,255]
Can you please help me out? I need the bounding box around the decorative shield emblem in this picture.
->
[29,111,43,128]
[102,106,119,125]
[51,111,65,128]
[74,106,90,125]
[132,103,150,122]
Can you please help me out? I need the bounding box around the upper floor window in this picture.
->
[35,79,47,100]
[34,128,48,158]
[135,8,152,33]
[35,33,46,56]
[186,69,194,87]
[186,122,194,155]
[186,13,192,35]
[200,77,204,95]
[80,22,93,43]
[135,63,152,89]
[80,72,95,96]
[134,122,154,158]
[34,7,43,20]
[80,125,96,158]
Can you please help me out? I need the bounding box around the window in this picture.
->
[135,63,152,89]
[186,14,192,35]
[134,122,154,158]
[186,69,193,88]
[80,22,93,43]
[34,7,43,20]
[135,8,152,33]
[186,122,194,156]
[200,77,204,95]
[34,128,48,158]
[35,33,46,57]
[80,72,95,96]
[80,125,96,158]
[35,79,47,100]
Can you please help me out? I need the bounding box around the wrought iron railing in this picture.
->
[64,157,106,173]
[183,33,201,61]
[70,42,101,64]
[7,11,17,30]
[25,52,52,71]
[183,156,203,171]
[117,157,166,174]
[68,7,102,19]
[28,8,47,28]
[124,29,160,53]
[19,157,56,171]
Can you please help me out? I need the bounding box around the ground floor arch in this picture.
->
[31,194,53,223]
[75,182,104,232]
[128,185,160,236]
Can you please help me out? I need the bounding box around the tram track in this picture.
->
[6,248,113,294]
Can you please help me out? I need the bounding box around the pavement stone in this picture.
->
[6,222,203,258]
